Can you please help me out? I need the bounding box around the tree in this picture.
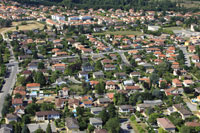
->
[95,60,102,70]
[158,127,168,133]
[22,124,30,133]
[107,104,117,118]
[34,128,45,133]
[37,62,45,69]
[180,126,191,133]
[150,72,159,86]
[87,124,95,133]
[46,123,52,133]
[148,113,160,124]
[105,117,120,133]
[98,109,109,124]
[34,71,46,86]
[14,93,22,98]
[16,26,19,30]
[22,114,31,124]
[95,81,105,94]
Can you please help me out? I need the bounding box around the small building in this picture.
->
[27,123,57,133]
[118,105,134,113]
[173,104,192,120]
[91,107,104,115]
[157,118,176,132]
[26,83,40,91]
[93,71,104,79]
[5,113,18,124]
[89,117,103,128]
[65,117,79,133]
[35,111,60,121]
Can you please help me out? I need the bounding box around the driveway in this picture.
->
[120,119,135,133]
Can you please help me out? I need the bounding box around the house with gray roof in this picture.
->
[27,123,56,133]
[89,118,103,128]
[65,117,79,132]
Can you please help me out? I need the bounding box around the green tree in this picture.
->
[22,114,31,124]
[37,62,45,69]
[22,124,30,133]
[87,124,95,133]
[46,123,52,133]
[34,71,46,86]
[148,113,160,124]
[105,117,120,133]
[98,109,109,124]
[34,128,45,133]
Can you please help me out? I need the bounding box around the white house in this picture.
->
[35,111,60,121]
[51,14,65,21]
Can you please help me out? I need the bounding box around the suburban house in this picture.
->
[104,64,116,71]
[27,123,57,133]
[54,78,67,86]
[78,71,88,79]
[172,79,182,87]
[55,98,66,109]
[90,107,104,115]
[118,105,134,113]
[93,71,104,79]
[157,118,176,132]
[52,63,66,72]
[58,87,69,98]
[12,98,23,107]
[183,80,194,87]
[173,104,192,119]
[26,83,40,91]
[65,117,79,133]
[105,81,117,90]
[89,118,103,128]
[68,98,79,109]
[0,124,13,133]
[5,113,18,124]
[97,98,111,105]
[35,111,60,121]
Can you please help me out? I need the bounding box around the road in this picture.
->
[0,33,19,118]
[119,52,131,66]
[180,46,191,67]
[120,119,134,133]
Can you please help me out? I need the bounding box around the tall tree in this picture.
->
[46,123,52,133]
[22,124,30,133]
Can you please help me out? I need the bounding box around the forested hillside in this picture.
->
[15,0,178,11]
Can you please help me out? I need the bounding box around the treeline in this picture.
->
[0,18,11,28]
[15,0,179,11]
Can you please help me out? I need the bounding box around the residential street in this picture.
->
[0,34,19,118]
[180,46,191,67]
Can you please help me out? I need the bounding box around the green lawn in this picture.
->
[163,26,183,31]
[92,30,143,36]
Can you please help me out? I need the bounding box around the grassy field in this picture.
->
[0,20,45,34]
[93,30,143,36]
[163,26,183,31]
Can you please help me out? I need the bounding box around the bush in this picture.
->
[130,115,136,121]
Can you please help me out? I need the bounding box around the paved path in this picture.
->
[180,46,191,67]
[0,33,19,118]
[119,52,131,66]
[66,76,82,84]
